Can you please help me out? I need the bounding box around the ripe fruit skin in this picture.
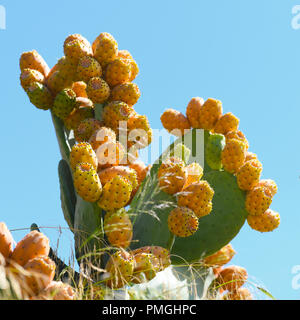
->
[20,50,50,77]
[86,77,110,104]
[26,82,53,110]
[102,101,134,132]
[216,266,248,292]
[117,50,139,81]
[129,160,148,184]
[89,127,116,151]
[255,179,277,197]
[73,163,103,202]
[104,58,132,87]
[104,209,133,249]
[186,97,205,128]
[72,81,88,98]
[199,98,223,130]
[33,281,75,300]
[160,109,191,137]
[96,141,126,169]
[168,207,199,238]
[132,252,160,283]
[247,209,280,232]
[223,287,253,300]
[77,56,102,83]
[23,256,56,296]
[245,185,273,216]
[105,250,134,289]
[52,88,77,120]
[97,175,132,211]
[213,112,239,135]
[109,83,141,106]
[183,162,203,189]
[203,244,236,267]
[70,142,98,172]
[236,159,263,191]
[64,107,94,131]
[127,113,153,149]
[245,151,258,162]
[10,231,50,267]
[20,68,44,91]
[158,157,187,195]
[177,181,214,218]
[74,118,103,142]
[93,32,118,67]
[63,38,92,65]
[221,138,247,174]
[226,130,249,150]
[0,222,14,259]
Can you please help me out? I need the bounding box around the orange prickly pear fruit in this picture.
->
[10,231,50,267]
[221,138,247,174]
[77,56,102,83]
[20,68,45,91]
[167,207,199,238]
[245,185,273,216]
[223,287,253,300]
[198,98,223,130]
[216,265,248,292]
[117,50,139,81]
[109,82,141,106]
[70,142,98,172]
[74,118,103,143]
[236,159,263,191]
[247,209,280,232]
[71,81,88,98]
[64,33,91,48]
[93,32,118,67]
[127,113,153,149]
[160,108,191,136]
[104,58,132,87]
[132,252,160,283]
[203,244,236,267]
[64,107,94,131]
[0,222,14,259]
[129,160,148,184]
[86,77,110,104]
[186,97,205,128]
[158,157,187,195]
[96,140,126,169]
[183,162,203,189]
[255,179,277,197]
[32,281,75,300]
[89,127,116,151]
[225,130,249,150]
[104,208,133,249]
[20,50,50,77]
[213,112,239,135]
[245,151,258,162]
[63,38,92,66]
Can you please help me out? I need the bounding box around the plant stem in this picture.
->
[167,234,176,252]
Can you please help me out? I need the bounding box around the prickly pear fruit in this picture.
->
[20,50,50,77]
[74,118,103,142]
[205,133,226,170]
[226,130,249,150]
[203,244,236,267]
[53,88,77,119]
[221,138,247,174]
[245,185,273,216]
[177,181,214,218]
[158,157,187,195]
[127,114,153,149]
[26,82,53,110]
[105,250,134,289]
[10,231,50,267]
[77,56,102,83]
[71,81,88,98]
[215,265,248,292]
[129,160,148,184]
[183,162,203,189]
[160,109,191,137]
[247,209,280,232]
[97,175,132,211]
[255,179,277,197]
[64,107,94,130]
[73,163,103,202]
[64,34,91,48]
[104,208,133,249]
[245,151,258,162]
[0,222,14,259]
[96,141,126,169]
[214,112,239,135]
[186,97,204,128]
[70,142,98,172]
[110,83,141,106]
[104,58,132,87]
[198,98,223,130]
[93,32,118,67]
[33,281,75,300]
[20,68,45,91]
[89,127,116,151]
[117,50,139,81]
[23,256,56,296]
[167,207,199,238]
[132,252,160,283]
[223,287,253,300]
[86,77,110,104]
[236,159,262,191]
[63,38,92,65]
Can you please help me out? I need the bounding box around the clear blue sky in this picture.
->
[1,0,300,299]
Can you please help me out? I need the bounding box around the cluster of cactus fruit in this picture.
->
[18,31,279,297]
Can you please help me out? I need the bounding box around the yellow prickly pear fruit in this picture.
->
[247,209,280,232]
[74,118,103,143]
[203,244,236,267]
[104,58,132,87]
[0,222,14,259]
[236,159,263,191]
[109,83,141,106]
[32,281,75,300]
[245,185,273,216]
[198,98,223,130]
[245,151,258,162]
[96,140,126,169]
[97,175,132,211]
[86,77,110,104]
[129,160,148,184]
[20,50,50,77]
[104,209,133,249]
[158,157,187,195]
[64,107,94,131]
[255,179,277,197]
[223,287,253,300]
[167,207,199,238]
[183,162,203,189]
[216,265,248,292]
[93,32,118,67]
[70,142,98,172]
[10,231,50,267]
[186,97,205,128]
[89,127,116,151]
[225,130,249,150]
[132,252,160,283]
[71,81,88,98]
[177,181,214,218]
[117,50,139,81]
[127,113,153,149]
[160,108,191,137]
[20,68,45,91]
[63,38,93,66]
[221,138,247,174]
[64,33,91,48]
[105,250,134,289]
[213,112,239,135]
[73,163,102,202]
[77,56,102,83]
[23,256,56,296]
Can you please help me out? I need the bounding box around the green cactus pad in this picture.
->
[129,129,248,264]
